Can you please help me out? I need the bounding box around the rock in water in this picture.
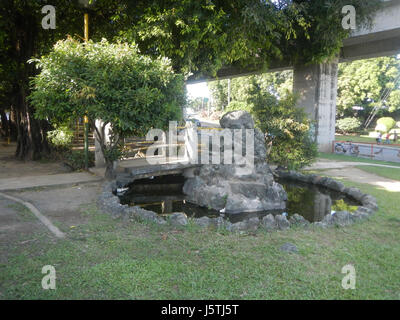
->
[183,110,287,214]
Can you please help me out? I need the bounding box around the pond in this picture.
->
[118,174,359,223]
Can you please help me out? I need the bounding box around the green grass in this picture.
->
[1,182,399,300]
[6,203,36,222]
[319,152,400,167]
[335,135,378,144]
[355,165,400,181]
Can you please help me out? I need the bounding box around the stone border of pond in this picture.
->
[97,170,378,232]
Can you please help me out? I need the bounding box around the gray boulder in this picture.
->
[220,110,255,129]
[169,213,188,226]
[194,216,212,228]
[345,187,365,202]
[275,215,290,230]
[333,211,351,227]
[289,214,310,227]
[183,111,287,215]
[262,214,277,231]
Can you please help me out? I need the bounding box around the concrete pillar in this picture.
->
[293,59,338,152]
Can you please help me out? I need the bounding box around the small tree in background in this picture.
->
[376,117,396,133]
[336,117,361,134]
[30,38,185,178]
[251,93,317,170]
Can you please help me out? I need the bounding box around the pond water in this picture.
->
[118,174,359,223]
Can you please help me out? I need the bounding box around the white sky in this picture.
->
[186,82,210,99]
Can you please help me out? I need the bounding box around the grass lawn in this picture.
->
[355,165,400,181]
[335,135,378,144]
[318,152,400,167]
[1,180,399,300]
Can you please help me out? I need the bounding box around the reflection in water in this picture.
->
[314,193,332,221]
[119,175,358,223]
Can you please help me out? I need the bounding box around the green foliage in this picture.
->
[253,94,317,170]
[376,117,396,133]
[65,150,95,171]
[47,125,74,149]
[210,72,316,169]
[30,38,185,171]
[221,78,317,169]
[116,1,381,77]
[225,101,252,114]
[336,117,361,134]
[332,199,358,213]
[30,38,184,135]
[337,57,400,121]
[208,71,293,110]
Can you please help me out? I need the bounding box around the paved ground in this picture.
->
[306,160,400,170]
[0,142,71,179]
[0,196,49,264]
[0,182,102,263]
[306,160,400,192]
[0,142,103,191]
[0,172,102,191]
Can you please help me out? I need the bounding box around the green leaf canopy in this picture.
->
[30,38,185,136]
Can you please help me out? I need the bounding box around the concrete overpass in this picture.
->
[189,0,400,152]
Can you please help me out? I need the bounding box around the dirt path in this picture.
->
[307,160,400,192]
[0,196,50,264]
[307,160,400,170]
[0,182,102,263]
[0,142,70,179]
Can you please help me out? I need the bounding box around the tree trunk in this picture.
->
[12,10,50,160]
[0,109,9,138]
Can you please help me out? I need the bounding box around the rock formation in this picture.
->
[183,110,287,214]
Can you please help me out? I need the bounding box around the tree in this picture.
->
[1,0,381,160]
[208,71,293,110]
[337,56,400,121]
[117,0,381,77]
[30,38,185,178]
[0,0,122,159]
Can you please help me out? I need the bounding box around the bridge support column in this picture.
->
[293,59,338,153]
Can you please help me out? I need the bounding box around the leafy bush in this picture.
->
[30,38,185,178]
[64,150,95,171]
[376,117,396,133]
[250,92,317,170]
[336,117,361,134]
[47,124,73,149]
[225,101,252,113]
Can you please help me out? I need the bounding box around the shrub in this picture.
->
[64,150,95,171]
[376,117,396,133]
[30,38,185,178]
[250,93,317,170]
[336,117,361,134]
[225,101,252,113]
[47,124,73,149]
